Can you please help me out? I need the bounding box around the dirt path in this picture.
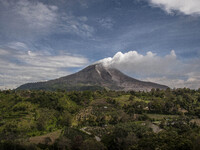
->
[80,127,101,142]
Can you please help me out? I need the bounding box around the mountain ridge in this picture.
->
[17,63,168,91]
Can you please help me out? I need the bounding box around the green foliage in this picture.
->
[12,101,34,112]
[58,111,72,127]
[0,88,200,149]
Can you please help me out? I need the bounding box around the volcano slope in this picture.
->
[17,63,168,91]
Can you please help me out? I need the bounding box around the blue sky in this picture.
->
[0,0,200,89]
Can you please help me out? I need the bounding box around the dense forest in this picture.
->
[1,88,200,149]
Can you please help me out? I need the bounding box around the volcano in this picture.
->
[17,63,168,91]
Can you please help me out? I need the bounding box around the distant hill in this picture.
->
[17,63,168,91]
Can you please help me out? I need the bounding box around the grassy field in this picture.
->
[114,95,150,106]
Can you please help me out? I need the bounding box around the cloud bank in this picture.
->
[98,50,200,89]
[148,0,200,15]
[0,46,89,89]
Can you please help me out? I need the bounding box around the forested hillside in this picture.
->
[1,88,200,149]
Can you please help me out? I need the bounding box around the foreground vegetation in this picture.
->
[1,88,200,149]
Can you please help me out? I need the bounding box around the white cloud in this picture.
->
[0,0,58,39]
[15,0,58,29]
[14,0,94,37]
[98,17,114,29]
[0,0,94,38]
[59,15,94,37]
[145,75,200,89]
[98,50,200,89]
[149,0,200,15]
[7,42,28,50]
[0,0,58,30]
[0,48,89,89]
[0,49,9,55]
[98,50,178,76]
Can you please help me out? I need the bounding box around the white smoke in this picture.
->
[97,50,200,89]
[98,50,177,76]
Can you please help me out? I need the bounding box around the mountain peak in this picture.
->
[17,63,168,91]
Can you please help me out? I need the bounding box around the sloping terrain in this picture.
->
[17,63,168,91]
